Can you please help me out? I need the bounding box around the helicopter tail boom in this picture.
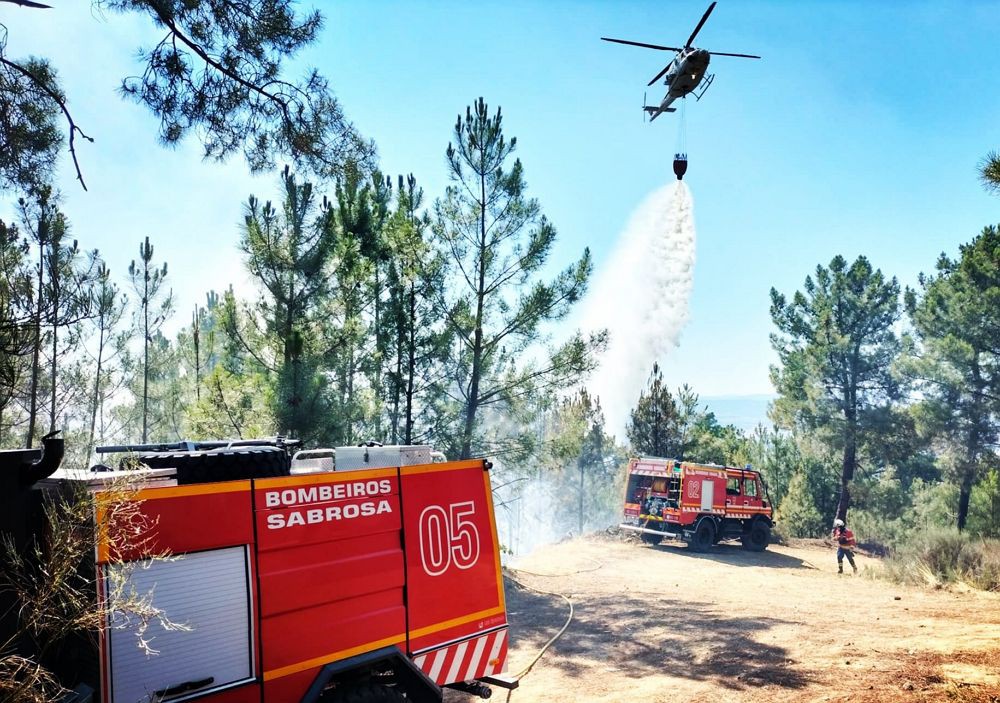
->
[644,105,676,121]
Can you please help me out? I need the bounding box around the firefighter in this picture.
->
[832,518,857,574]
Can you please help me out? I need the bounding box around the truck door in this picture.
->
[400,460,508,687]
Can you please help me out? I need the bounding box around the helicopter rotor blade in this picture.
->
[647,64,672,87]
[708,51,761,59]
[685,1,717,47]
[601,37,682,51]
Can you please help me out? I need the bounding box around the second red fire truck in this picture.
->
[619,456,774,551]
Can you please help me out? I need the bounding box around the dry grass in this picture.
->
[846,650,1000,703]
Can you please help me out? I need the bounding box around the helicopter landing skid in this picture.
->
[693,74,715,101]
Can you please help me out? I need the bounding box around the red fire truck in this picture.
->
[619,456,773,551]
[73,441,513,703]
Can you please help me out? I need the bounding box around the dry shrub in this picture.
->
[0,475,182,701]
[880,528,1000,592]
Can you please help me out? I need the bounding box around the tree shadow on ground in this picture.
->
[648,542,818,570]
[505,577,812,691]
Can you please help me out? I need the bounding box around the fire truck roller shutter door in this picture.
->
[131,446,292,484]
[700,480,714,512]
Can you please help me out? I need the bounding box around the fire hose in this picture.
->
[501,558,604,700]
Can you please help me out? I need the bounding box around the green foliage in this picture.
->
[1,1,371,191]
[128,236,173,443]
[968,469,1000,539]
[980,150,1000,195]
[903,225,1000,530]
[626,365,747,466]
[770,255,902,521]
[777,472,824,537]
[0,57,62,193]
[0,217,32,416]
[626,363,681,457]
[237,166,338,442]
[434,98,601,459]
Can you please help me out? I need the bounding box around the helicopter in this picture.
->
[602,1,760,121]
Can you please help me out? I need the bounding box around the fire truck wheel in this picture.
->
[132,446,291,484]
[326,683,405,703]
[640,531,664,546]
[741,521,771,552]
[688,519,715,552]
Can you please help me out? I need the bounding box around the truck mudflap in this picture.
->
[412,626,508,686]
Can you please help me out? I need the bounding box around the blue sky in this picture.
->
[5,1,1000,397]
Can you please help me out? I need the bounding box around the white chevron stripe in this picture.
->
[464,633,491,681]
[485,630,507,673]
[428,648,449,682]
[444,641,469,684]
[413,654,427,670]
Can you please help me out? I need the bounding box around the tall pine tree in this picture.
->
[770,255,901,523]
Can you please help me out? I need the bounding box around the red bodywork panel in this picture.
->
[97,460,508,703]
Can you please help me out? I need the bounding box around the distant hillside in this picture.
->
[701,394,775,433]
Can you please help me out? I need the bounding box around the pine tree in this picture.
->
[384,174,452,445]
[545,390,622,535]
[778,472,824,538]
[434,98,599,459]
[237,167,336,441]
[904,226,1000,530]
[626,363,681,458]
[770,255,902,523]
[86,262,128,459]
[128,236,172,443]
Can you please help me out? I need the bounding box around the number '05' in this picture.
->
[418,501,480,576]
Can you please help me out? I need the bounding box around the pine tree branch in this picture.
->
[0,57,92,190]
[143,6,306,139]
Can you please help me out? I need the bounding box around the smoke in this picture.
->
[582,181,697,438]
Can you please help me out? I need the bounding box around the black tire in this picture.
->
[688,518,715,552]
[741,521,771,552]
[325,683,405,703]
[130,446,291,484]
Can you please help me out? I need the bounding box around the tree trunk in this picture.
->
[87,320,106,461]
[578,456,584,535]
[835,401,858,522]
[142,263,149,443]
[193,306,201,403]
[25,237,44,448]
[957,467,975,531]
[460,171,488,460]
[404,282,416,445]
[49,235,58,434]
[958,356,986,531]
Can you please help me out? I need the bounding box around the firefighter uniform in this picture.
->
[832,521,857,574]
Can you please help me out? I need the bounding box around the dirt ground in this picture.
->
[479,533,1000,703]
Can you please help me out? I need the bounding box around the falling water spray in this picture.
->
[583,181,697,437]
[495,182,697,559]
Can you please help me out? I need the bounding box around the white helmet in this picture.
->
[833,518,845,527]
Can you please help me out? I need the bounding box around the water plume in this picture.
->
[583,182,697,437]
